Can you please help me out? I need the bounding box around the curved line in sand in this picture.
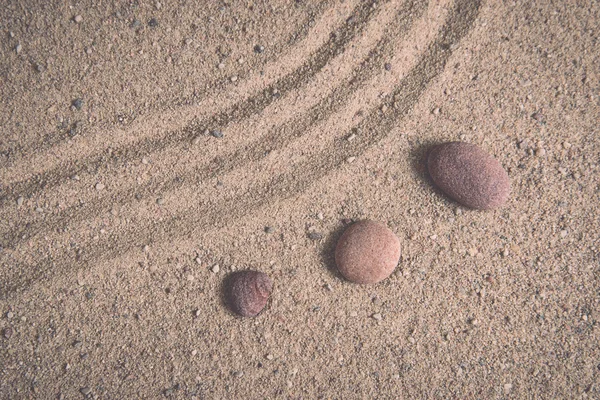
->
[0,0,383,191]
[0,1,336,166]
[124,0,452,213]
[1,0,427,251]
[0,0,481,299]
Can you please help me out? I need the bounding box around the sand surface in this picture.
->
[1,0,599,398]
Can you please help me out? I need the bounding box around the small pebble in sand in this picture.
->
[210,130,223,139]
[531,111,544,122]
[148,18,159,27]
[95,182,105,191]
[131,19,142,29]
[15,44,22,54]
[254,44,265,53]
[211,264,220,273]
[560,230,568,238]
[16,196,24,207]
[372,313,382,321]
[225,270,272,317]
[2,327,12,339]
[427,142,510,210]
[6,311,14,319]
[384,63,392,71]
[72,98,84,110]
[335,220,400,284]
[74,15,83,23]
[264,226,274,234]
[266,354,274,360]
[156,198,164,205]
[80,387,91,396]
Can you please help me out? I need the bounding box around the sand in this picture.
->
[0,0,599,398]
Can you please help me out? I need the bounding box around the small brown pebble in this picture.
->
[427,142,510,210]
[225,271,272,317]
[3,327,13,339]
[335,220,400,284]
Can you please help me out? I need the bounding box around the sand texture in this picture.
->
[0,0,599,398]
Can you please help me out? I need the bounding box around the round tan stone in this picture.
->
[335,220,400,284]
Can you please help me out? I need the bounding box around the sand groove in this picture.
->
[0,0,381,196]
[1,0,426,251]
[0,0,481,299]
[0,1,335,167]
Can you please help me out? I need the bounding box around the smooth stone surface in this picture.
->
[335,220,400,284]
[225,271,272,317]
[427,142,510,210]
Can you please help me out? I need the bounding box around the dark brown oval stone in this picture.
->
[335,220,401,284]
[225,271,272,317]
[427,142,510,210]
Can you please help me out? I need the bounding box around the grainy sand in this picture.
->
[1,0,599,398]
